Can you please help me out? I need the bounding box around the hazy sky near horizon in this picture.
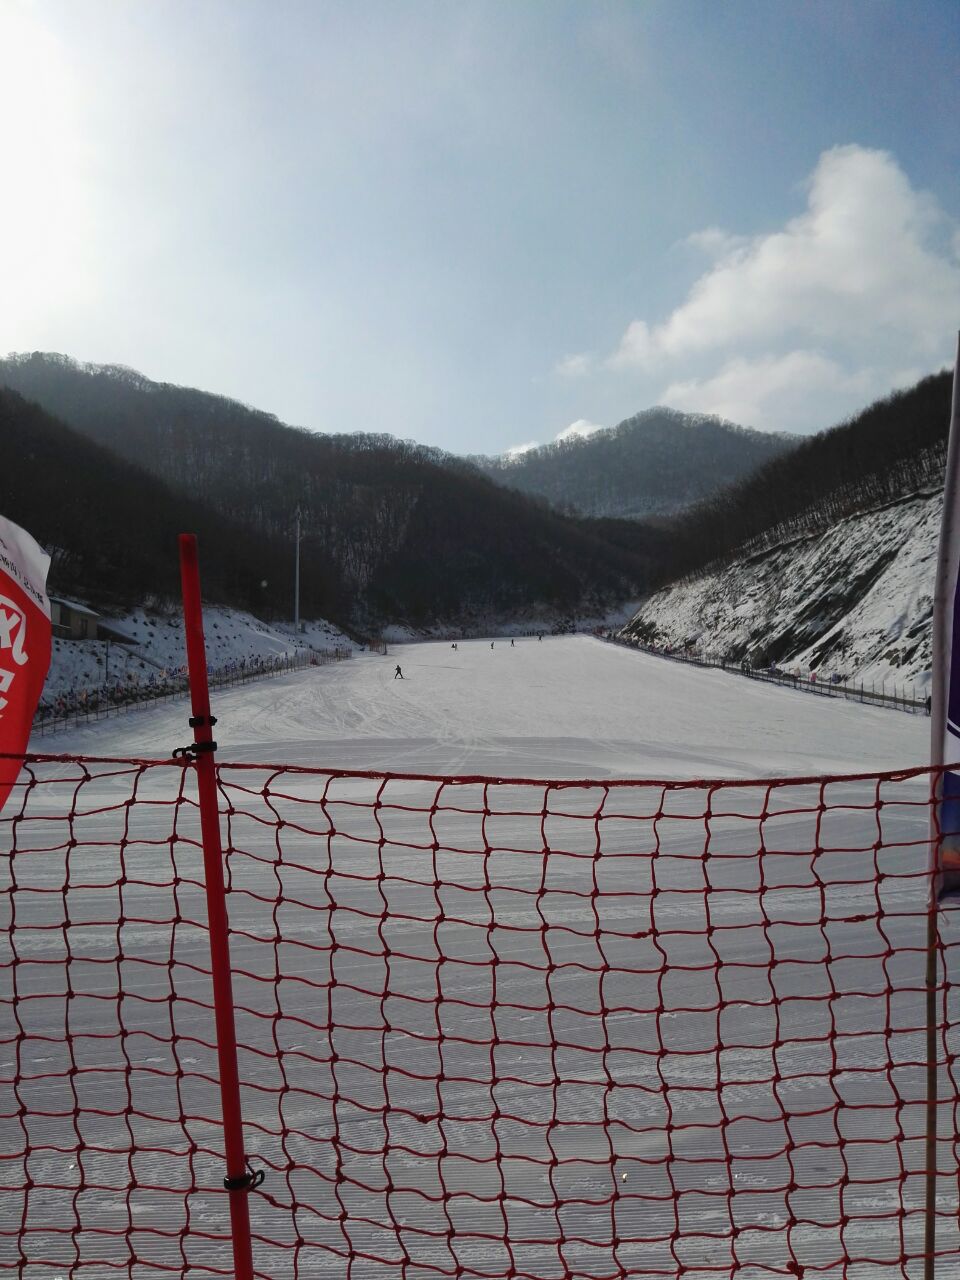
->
[1,0,958,454]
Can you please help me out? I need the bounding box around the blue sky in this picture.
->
[1,0,958,452]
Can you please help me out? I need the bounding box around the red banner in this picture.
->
[0,515,51,813]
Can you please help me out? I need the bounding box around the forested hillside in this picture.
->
[645,371,952,589]
[0,389,318,614]
[0,355,659,626]
[473,408,793,518]
[619,371,954,684]
[6,353,947,638]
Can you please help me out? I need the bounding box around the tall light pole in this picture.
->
[294,507,301,635]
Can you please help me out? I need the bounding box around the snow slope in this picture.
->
[43,602,642,708]
[40,634,927,780]
[620,490,939,691]
[43,605,356,704]
[13,635,943,1279]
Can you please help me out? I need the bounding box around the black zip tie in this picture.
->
[224,1161,265,1193]
[189,714,218,728]
[171,740,218,760]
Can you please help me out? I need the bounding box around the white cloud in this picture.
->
[555,418,604,442]
[502,418,605,457]
[684,227,747,257]
[609,145,960,373]
[608,320,654,369]
[554,352,592,377]
[660,350,880,433]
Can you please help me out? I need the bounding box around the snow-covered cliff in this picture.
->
[619,489,940,692]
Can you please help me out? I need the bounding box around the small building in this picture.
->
[50,596,100,640]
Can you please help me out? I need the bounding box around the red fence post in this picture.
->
[178,533,257,1280]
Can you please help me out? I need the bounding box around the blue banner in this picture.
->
[935,335,960,899]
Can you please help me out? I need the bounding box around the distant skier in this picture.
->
[394,664,404,679]
[510,639,515,647]
[538,634,542,642]
[490,642,494,649]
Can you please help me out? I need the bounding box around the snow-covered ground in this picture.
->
[8,636,955,1278]
[39,633,928,778]
[622,490,939,691]
[379,598,644,644]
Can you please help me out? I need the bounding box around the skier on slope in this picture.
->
[510,639,515,647]
[394,664,404,679]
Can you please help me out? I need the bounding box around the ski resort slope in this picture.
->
[623,490,939,688]
[41,634,928,780]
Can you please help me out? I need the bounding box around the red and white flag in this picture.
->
[0,515,51,813]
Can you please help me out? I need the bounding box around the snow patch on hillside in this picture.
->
[44,607,356,703]
[620,491,939,691]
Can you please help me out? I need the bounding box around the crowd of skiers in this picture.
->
[37,673,186,722]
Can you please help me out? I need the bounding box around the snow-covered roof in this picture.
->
[50,596,100,619]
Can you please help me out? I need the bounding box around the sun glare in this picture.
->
[0,3,92,339]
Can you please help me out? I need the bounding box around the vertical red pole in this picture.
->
[178,534,256,1280]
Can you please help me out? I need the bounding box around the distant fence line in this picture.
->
[33,647,353,737]
[602,632,928,716]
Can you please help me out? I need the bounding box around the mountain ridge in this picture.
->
[471,407,794,518]
[0,353,659,627]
